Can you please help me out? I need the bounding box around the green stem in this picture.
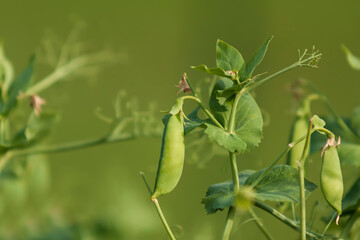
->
[248,207,273,240]
[180,95,224,129]
[230,152,240,192]
[254,201,339,239]
[243,53,320,93]
[228,92,244,133]
[250,129,316,189]
[299,118,313,240]
[140,172,176,240]
[222,207,237,240]
[321,212,336,236]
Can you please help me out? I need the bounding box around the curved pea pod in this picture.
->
[321,137,343,217]
[152,112,185,198]
[287,116,309,169]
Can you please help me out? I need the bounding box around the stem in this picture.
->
[250,129,316,189]
[230,152,240,192]
[180,95,224,129]
[248,207,273,240]
[254,201,339,239]
[243,53,320,93]
[141,172,176,240]
[321,212,336,236]
[299,118,313,240]
[228,92,244,133]
[222,207,237,240]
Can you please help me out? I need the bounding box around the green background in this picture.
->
[0,1,359,239]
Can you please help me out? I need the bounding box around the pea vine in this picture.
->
[142,37,360,240]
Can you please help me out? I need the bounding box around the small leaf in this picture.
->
[184,107,206,135]
[202,165,317,214]
[312,115,326,129]
[342,45,360,71]
[191,64,230,78]
[245,36,273,78]
[342,177,360,214]
[216,40,245,72]
[245,165,317,202]
[337,143,360,168]
[216,84,242,105]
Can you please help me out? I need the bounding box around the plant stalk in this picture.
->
[248,207,274,240]
[299,118,313,240]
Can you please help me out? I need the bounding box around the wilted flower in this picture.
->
[176,73,191,94]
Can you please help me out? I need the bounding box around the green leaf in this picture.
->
[342,45,360,71]
[245,36,273,78]
[216,84,242,105]
[11,112,57,147]
[201,170,255,214]
[206,89,263,153]
[312,115,326,129]
[351,106,360,137]
[191,64,231,78]
[2,56,35,115]
[244,165,317,202]
[184,107,206,135]
[202,165,317,214]
[342,178,360,214]
[216,39,245,72]
[337,143,360,168]
[209,78,234,128]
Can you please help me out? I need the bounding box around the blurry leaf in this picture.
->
[202,165,317,214]
[12,111,57,147]
[0,44,14,95]
[2,56,35,115]
[191,64,230,78]
[342,45,360,71]
[209,78,233,128]
[244,165,317,202]
[337,143,360,168]
[245,36,273,78]
[201,170,255,214]
[205,91,263,153]
[216,39,245,72]
[342,178,360,214]
[312,115,326,129]
[351,105,360,137]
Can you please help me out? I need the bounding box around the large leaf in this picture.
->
[201,170,255,214]
[202,165,317,214]
[216,39,245,72]
[244,165,317,202]
[337,143,360,168]
[205,89,263,153]
[342,178,360,214]
[342,45,360,71]
[245,36,273,78]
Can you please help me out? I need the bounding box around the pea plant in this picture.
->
[141,37,360,240]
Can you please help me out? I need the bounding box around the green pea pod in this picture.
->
[321,140,343,216]
[152,112,185,198]
[287,116,309,169]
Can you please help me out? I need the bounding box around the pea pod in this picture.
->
[287,116,309,169]
[320,137,343,217]
[152,112,185,198]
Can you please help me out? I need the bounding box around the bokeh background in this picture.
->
[0,1,360,239]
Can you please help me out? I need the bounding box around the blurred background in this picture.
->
[0,1,359,239]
